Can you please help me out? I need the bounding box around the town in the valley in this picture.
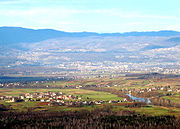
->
[0,91,127,106]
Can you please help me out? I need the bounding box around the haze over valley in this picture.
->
[0,27,180,76]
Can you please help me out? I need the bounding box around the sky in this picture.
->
[0,0,180,33]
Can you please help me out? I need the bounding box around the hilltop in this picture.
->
[1,26,180,45]
[0,27,180,76]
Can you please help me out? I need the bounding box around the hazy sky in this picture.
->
[0,0,180,33]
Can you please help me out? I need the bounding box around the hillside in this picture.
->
[1,27,180,45]
[0,27,180,75]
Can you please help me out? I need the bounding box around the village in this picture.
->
[0,91,127,107]
[88,84,179,95]
[121,85,180,96]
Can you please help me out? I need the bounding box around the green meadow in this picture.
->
[0,88,121,101]
[0,77,180,117]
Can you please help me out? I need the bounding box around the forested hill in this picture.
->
[1,26,180,44]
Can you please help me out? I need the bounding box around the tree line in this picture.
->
[83,86,132,101]
[0,108,179,129]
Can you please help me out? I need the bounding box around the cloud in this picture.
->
[0,0,29,4]
[1,7,77,17]
[1,5,179,23]
[79,9,180,20]
[0,7,78,26]
[164,24,180,31]
[0,5,180,32]
[0,7,79,31]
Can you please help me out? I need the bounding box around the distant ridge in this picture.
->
[1,26,180,44]
[166,37,180,43]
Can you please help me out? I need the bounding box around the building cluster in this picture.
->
[0,92,79,103]
[0,91,126,106]
[121,86,180,95]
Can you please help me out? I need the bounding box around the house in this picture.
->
[41,99,45,102]
[123,98,127,102]
[148,88,152,92]
[20,96,24,99]
[0,96,5,100]
[6,98,15,103]
[6,97,19,103]
[95,101,101,104]
[48,102,59,106]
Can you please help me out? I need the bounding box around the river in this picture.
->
[126,94,151,104]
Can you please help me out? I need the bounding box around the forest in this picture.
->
[0,108,179,129]
[0,76,180,128]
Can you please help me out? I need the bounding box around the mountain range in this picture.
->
[0,26,180,72]
[1,26,180,45]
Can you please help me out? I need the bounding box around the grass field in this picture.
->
[0,77,180,116]
[0,88,121,101]
[0,88,180,117]
[0,88,123,112]
[162,94,180,103]
[36,77,127,87]
[34,77,180,90]
[128,106,180,116]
